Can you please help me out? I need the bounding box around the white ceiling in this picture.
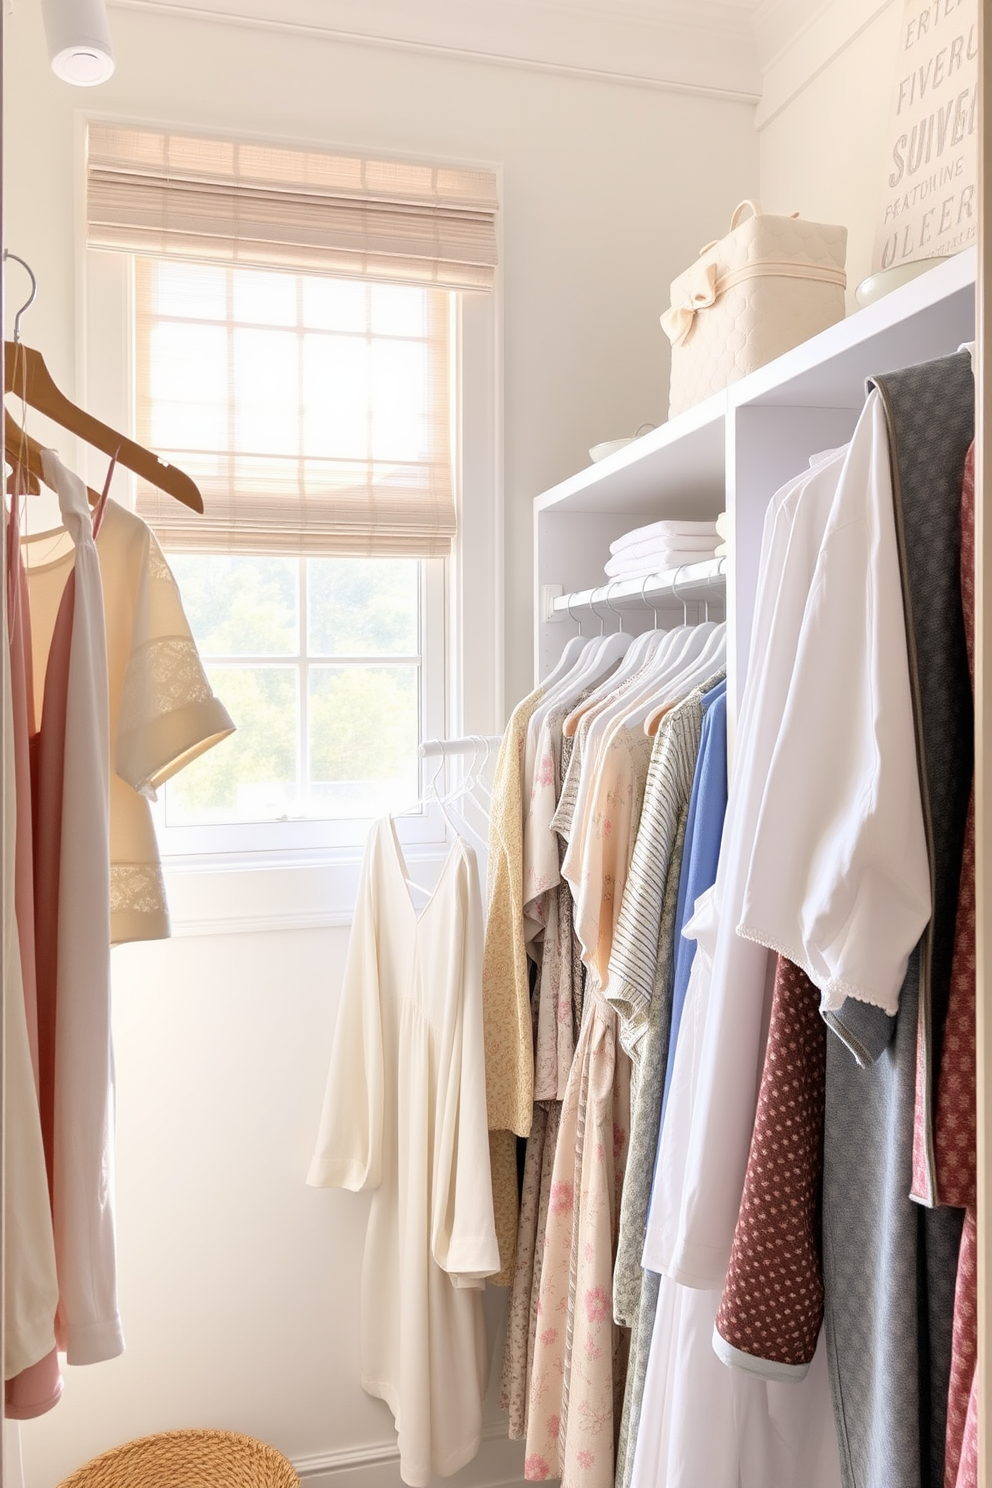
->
[109,0,833,102]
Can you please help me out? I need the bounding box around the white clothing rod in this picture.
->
[419,735,503,760]
[552,557,727,616]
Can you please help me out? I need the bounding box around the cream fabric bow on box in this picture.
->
[660,258,719,347]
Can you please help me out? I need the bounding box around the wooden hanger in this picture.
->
[4,413,104,506]
[6,342,204,513]
[4,245,202,513]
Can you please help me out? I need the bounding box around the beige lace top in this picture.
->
[24,500,235,945]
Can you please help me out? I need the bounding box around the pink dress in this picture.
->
[524,986,630,1488]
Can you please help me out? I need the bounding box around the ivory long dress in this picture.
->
[308,818,501,1487]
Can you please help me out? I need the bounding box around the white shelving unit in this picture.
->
[534,247,977,700]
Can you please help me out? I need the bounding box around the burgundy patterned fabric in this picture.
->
[933,441,977,1211]
[715,956,826,1372]
[945,1207,977,1488]
[939,442,977,1488]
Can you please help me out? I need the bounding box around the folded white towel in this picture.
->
[616,531,719,562]
[609,518,718,556]
[604,548,720,579]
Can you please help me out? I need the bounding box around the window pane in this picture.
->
[308,664,418,817]
[169,555,299,655]
[307,558,418,656]
[233,328,298,454]
[303,335,369,459]
[371,340,428,461]
[165,665,299,824]
[303,277,366,332]
[149,322,226,405]
[152,261,226,321]
[371,283,427,338]
[232,268,297,326]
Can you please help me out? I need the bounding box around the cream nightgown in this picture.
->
[308,818,501,1487]
[23,499,235,946]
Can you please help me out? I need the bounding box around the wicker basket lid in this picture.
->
[55,1428,300,1488]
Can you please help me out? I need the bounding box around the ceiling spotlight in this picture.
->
[41,0,116,86]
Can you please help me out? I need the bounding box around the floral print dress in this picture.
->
[524,983,630,1488]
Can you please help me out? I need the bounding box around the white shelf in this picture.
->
[535,247,975,519]
[535,392,726,519]
[552,558,726,616]
[736,245,975,409]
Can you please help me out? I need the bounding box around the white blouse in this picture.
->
[738,391,930,1016]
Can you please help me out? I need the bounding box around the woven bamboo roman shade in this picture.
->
[87,125,495,557]
[87,124,499,292]
[132,259,456,556]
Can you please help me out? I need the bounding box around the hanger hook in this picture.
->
[640,571,662,630]
[3,250,38,345]
[428,754,446,797]
[588,587,606,636]
[565,589,582,633]
[604,580,625,634]
[672,565,690,625]
[470,734,485,789]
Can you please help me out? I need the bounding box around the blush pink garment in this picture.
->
[31,453,121,1366]
[945,1209,977,1488]
[4,475,63,1420]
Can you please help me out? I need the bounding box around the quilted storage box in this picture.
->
[662,200,847,417]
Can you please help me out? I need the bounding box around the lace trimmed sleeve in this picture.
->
[115,533,235,798]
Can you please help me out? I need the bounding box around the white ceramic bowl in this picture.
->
[589,438,634,463]
[855,257,948,308]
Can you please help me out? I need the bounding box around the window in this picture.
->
[83,125,500,875]
[134,258,450,851]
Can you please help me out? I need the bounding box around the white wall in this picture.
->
[757,0,904,309]
[4,4,758,1484]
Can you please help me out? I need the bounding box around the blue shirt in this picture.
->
[658,679,728,1132]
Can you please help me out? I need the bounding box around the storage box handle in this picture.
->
[729,199,763,229]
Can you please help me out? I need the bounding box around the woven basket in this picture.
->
[55,1429,300,1488]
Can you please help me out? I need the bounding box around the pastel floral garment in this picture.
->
[503,723,588,1436]
[532,699,594,1102]
[501,1099,562,1438]
[563,723,653,991]
[524,986,631,1488]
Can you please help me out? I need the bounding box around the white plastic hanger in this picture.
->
[391,756,462,899]
[540,631,588,688]
[540,589,633,716]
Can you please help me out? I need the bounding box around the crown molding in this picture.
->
[753,0,898,128]
[107,0,763,103]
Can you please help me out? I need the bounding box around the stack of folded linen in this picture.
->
[604,518,720,580]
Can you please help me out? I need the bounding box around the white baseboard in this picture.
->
[293,1421,527,1488]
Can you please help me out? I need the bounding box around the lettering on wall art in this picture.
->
[872,0,977,272]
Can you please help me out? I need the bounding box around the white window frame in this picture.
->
[77,115,503,927]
